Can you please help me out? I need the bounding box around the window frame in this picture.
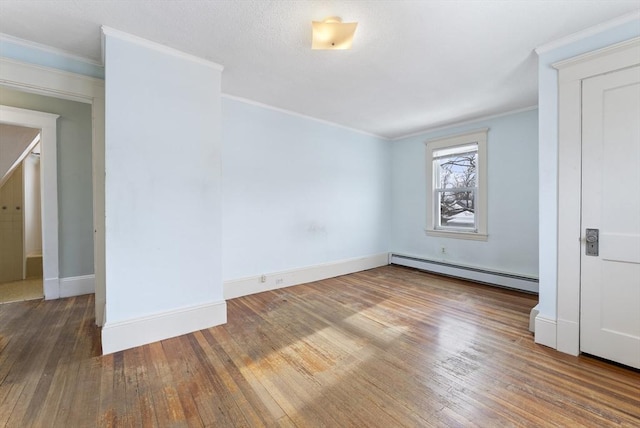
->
[425,128,488,241]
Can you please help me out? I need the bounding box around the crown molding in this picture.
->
[221,93,388,140]
[101,26,224,71]
[392,105,538,141]
[0,32,102,66]
[535,10,640,55]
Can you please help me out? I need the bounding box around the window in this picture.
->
[425,129,488,240]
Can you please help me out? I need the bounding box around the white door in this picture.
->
[580,65,640,369]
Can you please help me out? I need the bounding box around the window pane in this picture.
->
[437,190,475,229]
[435,149,477,189]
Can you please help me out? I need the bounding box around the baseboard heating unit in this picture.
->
[390,254,538,293]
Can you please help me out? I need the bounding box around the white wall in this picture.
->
[536,15,640,323]
[102,28,225,353]
[222,97,391,281]
[23,149,42,256]
[390,109,539,279]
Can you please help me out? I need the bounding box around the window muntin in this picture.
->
[425,129,488,240]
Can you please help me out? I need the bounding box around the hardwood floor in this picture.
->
[1,265,638,427]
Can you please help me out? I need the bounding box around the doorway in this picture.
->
[0,105,59,302]
[580,64,640,369]
[555,37,640,368]
[0,123,43,303]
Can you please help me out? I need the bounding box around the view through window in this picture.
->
[425,129,487,240]
[433,143,478,230]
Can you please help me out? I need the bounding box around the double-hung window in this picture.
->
[425,129,488,240]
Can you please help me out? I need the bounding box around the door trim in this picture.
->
[554,37,640,355]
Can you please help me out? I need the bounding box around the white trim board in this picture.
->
[44,274,95,300]
[224,253,390,300]
[534,315,557,349]
[101,300,227,354]
[535,10,640,55]
[60,274,95,298]
[222,94,387,140]
[391,106,537,141]
[101,26,223,71]
[0,57,104,103]
[0,32,103,66]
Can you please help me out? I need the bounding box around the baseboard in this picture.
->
[224,253,390,300]
[556,318,580,356]
[43,274,95,300]
[95,299,106,328]
[390,253,539,293]
[43,277,59,300]
[59,274,95,298]
[534,315,557,349]
[101,300,227,354]
[529,305,539,333]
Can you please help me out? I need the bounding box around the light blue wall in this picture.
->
[104,33,222,323]
[0,37,104,79]
[537,18,640,320]
[0,86,94,278]
[222,98,391,280]
[390,109,539,278]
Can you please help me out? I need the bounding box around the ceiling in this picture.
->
[0,1,638,139]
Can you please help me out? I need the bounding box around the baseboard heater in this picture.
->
[390,254,538,293]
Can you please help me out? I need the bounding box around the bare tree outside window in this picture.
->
[433,145,477,230]
[425,129,487,240]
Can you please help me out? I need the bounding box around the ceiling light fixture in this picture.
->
[311,16,358,50]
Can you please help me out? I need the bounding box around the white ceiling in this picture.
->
[0,1,638,139]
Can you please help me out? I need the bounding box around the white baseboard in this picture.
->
[43,274,95,300]
[60,274,95,298]
[534,315,557,349]
[101,300,227,354]
[43,277,59,300]
[529,305,539,333]
[556,318,580,356]
[95,300,106,328]
[224,253,390,300]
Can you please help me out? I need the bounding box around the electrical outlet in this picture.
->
[260,275,267,283]
[276,278,283,285]
[441,247,446,254]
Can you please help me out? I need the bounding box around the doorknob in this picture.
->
[585,228,599,256]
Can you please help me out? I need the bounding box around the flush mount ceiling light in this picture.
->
[311,16,358,50]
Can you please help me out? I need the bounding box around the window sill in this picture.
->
[424,229,488,241]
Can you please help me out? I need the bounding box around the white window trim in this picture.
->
[425,128,488,241]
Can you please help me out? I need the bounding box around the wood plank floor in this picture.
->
[1,265,638,427]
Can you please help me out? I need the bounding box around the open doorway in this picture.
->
[0,58,105,326]
[0,105,59,302]
[0,123,44,303]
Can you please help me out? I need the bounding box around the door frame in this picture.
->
[0,58,105,325]
[0,106,58,295]
[554,37,640,355]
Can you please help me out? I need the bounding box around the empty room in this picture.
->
[0,1,639,426]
